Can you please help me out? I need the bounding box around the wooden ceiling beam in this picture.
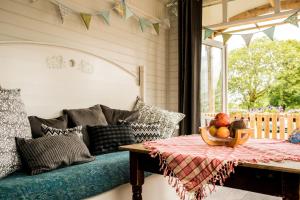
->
[229,0,300,22]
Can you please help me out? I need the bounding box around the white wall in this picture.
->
[0,0,168,108]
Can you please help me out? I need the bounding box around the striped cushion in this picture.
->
[87,125,136,155]
[16,134,95,175]
[41,124,83,140]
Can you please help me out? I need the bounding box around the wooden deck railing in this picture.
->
[203,113,300,140]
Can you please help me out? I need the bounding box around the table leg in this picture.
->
[130,152,145,200]
[281,173,300,200]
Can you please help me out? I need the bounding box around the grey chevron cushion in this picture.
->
[133,98,185,138]
[41,124,83,140]
[130,122,161,143]
[0,88,31,179]
[16,134,95,175]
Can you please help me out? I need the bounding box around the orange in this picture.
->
[216,127,230,138]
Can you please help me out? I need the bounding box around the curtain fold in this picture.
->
[178,0,202,135]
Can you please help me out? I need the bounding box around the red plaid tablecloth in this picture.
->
[143,135,300,200]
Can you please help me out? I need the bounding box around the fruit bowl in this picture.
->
[199,127,253,148]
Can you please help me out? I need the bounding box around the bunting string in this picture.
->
[204,10,300,46]
[31,0,169,34]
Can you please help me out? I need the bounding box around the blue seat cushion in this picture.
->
[0,151,131,200]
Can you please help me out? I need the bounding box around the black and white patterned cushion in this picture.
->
[0,88,31,179]
[129,122,161,143]
[87,124,136,155]
[133,98,185,138]
[41,124,83,140]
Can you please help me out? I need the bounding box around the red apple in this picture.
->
[214,113,230,128]
[209,119,216,127]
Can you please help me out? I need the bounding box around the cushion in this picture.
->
[28,115,68,138]
[126,122,161,143]
[0,152,134,200]
[41,124,83,140]
[16,134,95,175]
[0,88,31,179]
[63,105,108,147]
[100,104,139,125]
[87,124,136,155]
[133,97,185,138]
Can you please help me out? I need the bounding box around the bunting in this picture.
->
[204,28,214,40]
[113,1,125,18]
[241,33,254,47]
[222,33,232,45]
[263,26,275,41]
[139,18,151,32]
[80,13,92,30]
[57,3,73,23]
[98,10,110,25]
[284,12,299,28]
[153,23,160,35]
[125,5,134,20]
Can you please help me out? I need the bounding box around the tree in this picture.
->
[228,38,300,110]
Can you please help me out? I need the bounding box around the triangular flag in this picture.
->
[80,13,92,30]
[241,33,254,47]
[125,5,134,20]
[98,10,110,25]
[153,23,160,35]
[139,18,151,32]
[162,18,171,29]
[204,28,214,40]
[222,33,232,44]
[284,12,299,28]
[263,26,275,40]
[113,1,125,18]
[57,3,73,24]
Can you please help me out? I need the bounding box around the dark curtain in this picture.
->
[178,0,202,135]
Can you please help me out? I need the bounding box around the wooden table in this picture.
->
[120,143,300,200]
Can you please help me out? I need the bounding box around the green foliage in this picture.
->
[228,38,300,110]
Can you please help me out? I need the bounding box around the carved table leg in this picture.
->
[281,173,300,200]
[130,152,144,200]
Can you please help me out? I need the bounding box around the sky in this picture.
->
[214,23,300,52]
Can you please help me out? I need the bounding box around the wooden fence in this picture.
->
[203,113,300,140]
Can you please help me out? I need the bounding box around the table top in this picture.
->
[120,143,300,174]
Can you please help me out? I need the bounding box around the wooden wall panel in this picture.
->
[0,0,168,108]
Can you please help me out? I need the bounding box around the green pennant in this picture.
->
[241,33,254,47]
[204,28,214,40]
[125,5,134,20]
[80,13,92,30]
[222,33,232,44]
[153,23,160,35]
[284,12,299,28]
[98,10,110,25]
[139,18,151,32]
[263,26,275,40]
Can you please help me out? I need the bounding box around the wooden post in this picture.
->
[287,114,293,136]
[272,114,278,139]
[257,114,262,139]
[279,115,285,139]
[130,152,144,200]
[264,114,270,139]
[222,0,228,23]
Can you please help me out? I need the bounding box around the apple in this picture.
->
[214,113,230,128]
[209,126,217,136]
[216,127,230,138]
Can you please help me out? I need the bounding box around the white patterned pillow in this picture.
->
[41,124,83,140]
[130,122,161,143]
[0,88,32,179]
[133,98,185,138]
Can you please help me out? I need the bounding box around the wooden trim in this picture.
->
[208,9,298,30]
[222,0,228,23]
[229,1,300,22]
[274,0,280,13]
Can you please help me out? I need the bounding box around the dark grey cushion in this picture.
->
[63,105,108,147]
[28,115,68,138]
[87,124,136,155]
[100,105,139,125]
[16,134,95,175]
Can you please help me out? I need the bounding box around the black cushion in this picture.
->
[63,105,108,147]
[100,105,139,125]
[28,115,68,138]
[16,134,95,175]
[87,124,136,155]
